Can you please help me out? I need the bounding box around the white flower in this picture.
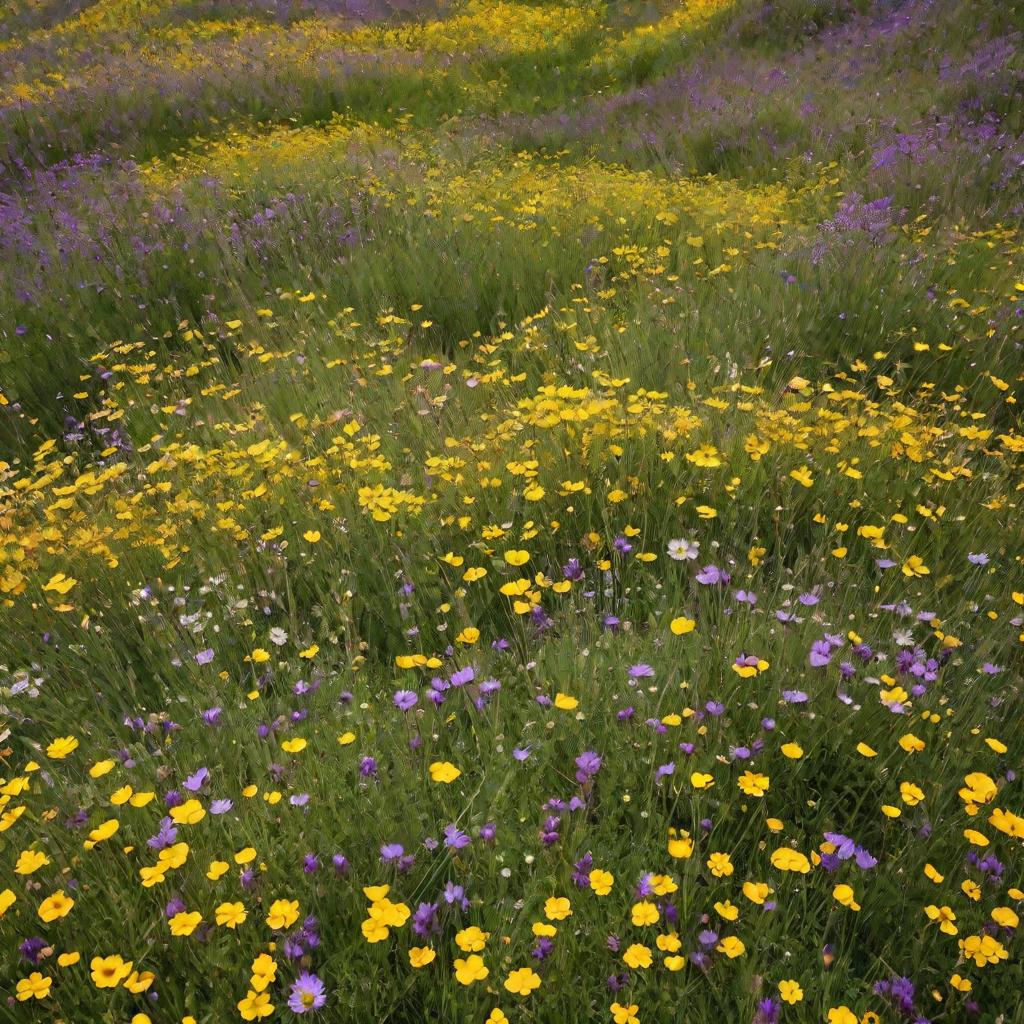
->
[667,538,699,562]
[269,627,289,647]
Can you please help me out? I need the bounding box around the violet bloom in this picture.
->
[195,648,215,665]
[443,824,471,850]
[380,843,404,863]
[443,882,469,910]
[575,751,603,783]
[393,689,418,711]
[288,972,327,1014]
[696,565,730,585]
[563,558,584,581]
[450,666,475,687]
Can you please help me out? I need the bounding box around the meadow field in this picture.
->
[0,0,1022,1021]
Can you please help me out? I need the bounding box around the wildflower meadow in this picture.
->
[0,0,1023,1021]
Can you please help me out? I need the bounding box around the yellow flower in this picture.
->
[958,933,1008,967]
[251,648,271,663]
[302,530,321,543]
[250,954,277,990]
[832,884,860,911]
[778,979,803,1004]
[924,904,958,935]
[900,781,925,806]
[855,742,877,758]
[611,1003,640,1024]
[554,692,578,710]
[622,943,652,969]
[46,735,79,759]
[453,954,488,985]
[169,799,205,825]
[589,868,614,895]
[168,911,202,936]
[237,990,274,1020]
[737,771,769,797]
[215,901,247,928]
[16,972,52,1001]
[429,761,461,783]
[827,1007,858,1024]
[992,906,1019,928]
[206,860,229,880]
[455,925,490,952]
[707,852,734,878]
[504,549,530,565]
[631,901,659,926]
[91,954,133,988]
[544,896,572,920]
[266,899,300,930]
[901,555,930,577]
[690,771,714,790]
[125,970,155,993]
[503,967,541,996]
[716,936,745,958]
[670,616,695,635]
[409,946,436,968]
[714,900,739,922]
[667,829,693,858]
[57,951,80,967]
[742,881,772,905]
[770,848,811,873]
[281,737,307,754]
[43,573,78,594]
[38,890,75,922]
[780,742,804,759]
[15,849,49,874]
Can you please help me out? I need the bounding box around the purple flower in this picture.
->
[450,666,475,687]
[443,823,471,850]
[393,689,418,711]
[575,751,603,782]
[183,767,209,792]
[195,648,215,665]
[696,565,730,585]
[381,843,404,863]
[288,972,327,1013]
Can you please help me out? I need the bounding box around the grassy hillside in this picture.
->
[0,1,1022,1022]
